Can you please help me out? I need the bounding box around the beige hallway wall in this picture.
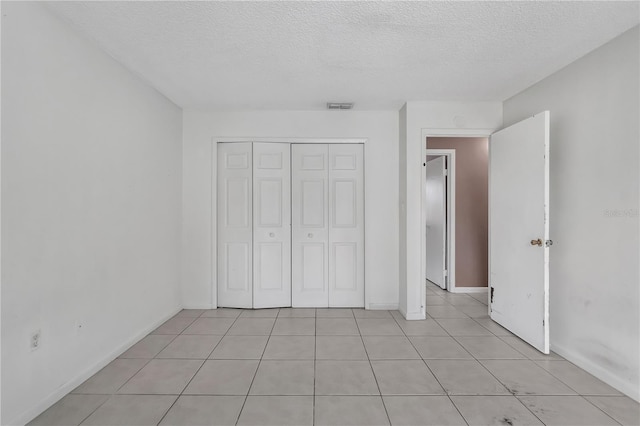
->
[427,137,488,288]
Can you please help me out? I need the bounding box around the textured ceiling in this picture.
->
[46,1,639,110]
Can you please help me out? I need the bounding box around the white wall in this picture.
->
[0,6,3,421]
[1,3,183,424]
[399,101,503,319]
[504,26,640,401]
[182,110,399,310]
[398,106,408,315]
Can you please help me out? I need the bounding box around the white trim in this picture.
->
[11,307,182,426]
[420,128,493,317]
[362,144,367,311]
[488,133,493,319]
[215,137,367,144]
[425,149,456,293]
[450,287,489,294]
[210,142,217,310]
[404,311,425,321]
[421,128,495,137]
[183,303,215,309]
[367,303,398,310]
[552,342,640,402]
[398,305,408,319]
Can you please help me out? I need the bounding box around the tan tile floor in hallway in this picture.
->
[29,284,640,425]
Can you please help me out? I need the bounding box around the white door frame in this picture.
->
[421,129,493,309]
[211,137,367,309]
[425,149,456,292]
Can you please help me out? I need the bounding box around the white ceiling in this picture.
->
[46,1,639,110]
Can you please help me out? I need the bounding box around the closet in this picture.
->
[217,142,364,309]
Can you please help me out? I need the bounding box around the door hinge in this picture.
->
[490,287,495,304]
[444,269,448,277]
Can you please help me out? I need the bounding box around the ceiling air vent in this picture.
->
[327,102,354,110]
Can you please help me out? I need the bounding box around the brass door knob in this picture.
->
[530,239,543,246]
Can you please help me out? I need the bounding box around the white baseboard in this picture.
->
[12,306,182,426]
[397,305,426,320]
[185,304,401,311]
[451,286,488,294]
[398,305,407,318]
[552,342,640,402]
[367,303,398,310]
[182,304,214,309]
[403,311,426,320]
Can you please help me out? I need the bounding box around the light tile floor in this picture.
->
[29,284,640,426]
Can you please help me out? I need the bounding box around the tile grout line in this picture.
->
[390,307,470,426]
[430,312,529,397]
[234,309,280,426]
[76,312,204,425]
[511,357,626,426]
[73,313,208,425]
[428,292,533,417]
[425,284,548,426]
[154,309,243,426]
[122,331,180,360]
[40,302,633,426]
[449,330,596,424]
[98,357,154,396]
[513,394,624,426]
[499,341,624,402]
[70,390,615,397]
[447,334,529,361]
[74,396,112,426]
[353,309,393,426]
[73,357,158,424]
[425,284,562,425]
[476,320,550,360]
[112,316,202,395]
[576,396,629,426]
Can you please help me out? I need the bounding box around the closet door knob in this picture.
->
[269,232,275,238]
[307,233,313,238]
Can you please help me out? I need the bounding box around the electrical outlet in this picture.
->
[31,330,41,351]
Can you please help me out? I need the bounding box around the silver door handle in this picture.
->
[269,232,275,238]
[307,233,313,238]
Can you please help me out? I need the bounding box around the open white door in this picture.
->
[217,142,253,308]
[253,143,291,308]
[490,111,550,354]
[425,156,447,289]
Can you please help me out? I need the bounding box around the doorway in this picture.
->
[425,137,489,294]
[422,111,551,354]
[425,152,451,290]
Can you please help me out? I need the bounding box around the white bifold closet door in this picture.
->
[252,143,291,308]
[217,142,291,308]
[328,144,365,307]
[291,144,364,308]
[217,142,253,308]
[291,144,330,307]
